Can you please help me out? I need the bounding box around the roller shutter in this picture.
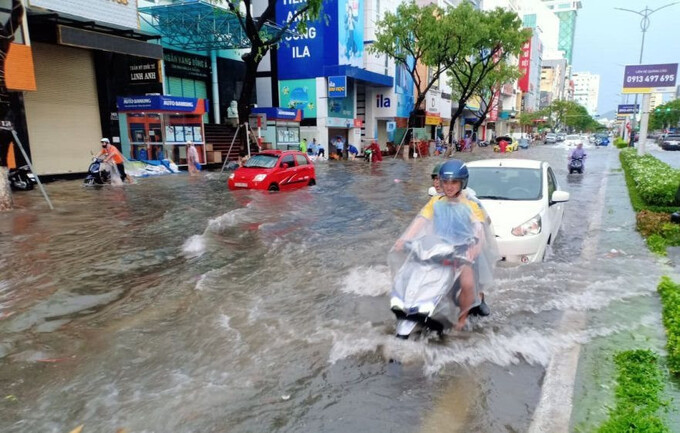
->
[24,43,102,175]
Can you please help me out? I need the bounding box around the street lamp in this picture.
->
[615,2,678,153]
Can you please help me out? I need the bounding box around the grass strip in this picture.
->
[595,350,669,433]
[658,277,680,375]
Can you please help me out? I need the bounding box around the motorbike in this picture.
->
[8,165,36,191]
[569,156,584,174]
[389,235,476,339]
[84,158,113,186]
[477,140,489,147]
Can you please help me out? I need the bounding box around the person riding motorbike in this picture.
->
[427,163,443,197]
[568,142,586,170]
[395,160,498,330]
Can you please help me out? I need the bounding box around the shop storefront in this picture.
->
[250,107,303,150]
[117,96,208,165]
[163,49,212,123]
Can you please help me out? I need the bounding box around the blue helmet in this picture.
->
[439,160,469,189]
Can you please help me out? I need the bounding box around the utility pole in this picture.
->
[615,3,678,155]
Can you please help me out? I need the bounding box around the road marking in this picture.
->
[528,165,610,433]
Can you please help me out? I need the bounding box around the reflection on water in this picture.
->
[0,148,662,433]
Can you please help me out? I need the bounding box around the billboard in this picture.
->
[622,63,678,94]
[28,0,138,29]
[279,79,317,119]
[338,0,363,68]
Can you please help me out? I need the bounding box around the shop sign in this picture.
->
[28,0,138,29]
[251,107,301,121]
[328,76,347,98]
[164,50,210,80]
[518,39,531,92]
[426,89,440,114]
[622,63,678,94]
[129,59,160,84]
[425,114,441,126]
[117,96,205,113]
[617,104,640,114]
[386,121,396,132]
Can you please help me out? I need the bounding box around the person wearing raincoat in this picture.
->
[396,160,498,330]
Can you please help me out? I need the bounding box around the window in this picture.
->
[295,154,308,166]
[280,155,295,168]
[547,167,557,200]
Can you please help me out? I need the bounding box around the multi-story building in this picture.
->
[539,0,582,64]
[572,71,600,115]
[649,93,664,112]
[540,58,568,107]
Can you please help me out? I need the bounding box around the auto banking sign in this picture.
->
[28,0,139,29]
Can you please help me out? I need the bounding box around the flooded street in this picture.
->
[0,145,668,433]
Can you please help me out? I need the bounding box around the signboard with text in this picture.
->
[28,0,138,29]
[328,76,347,98]
[518,39,532,92]
[622,63,678,94]
[617,104,640,115]
[117,96,206,114]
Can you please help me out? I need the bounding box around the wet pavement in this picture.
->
[0,143,675,433]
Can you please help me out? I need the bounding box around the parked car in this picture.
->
[556,133,566,142]
[564,134,582,147]
[493,136,519,152]
[544,133,557,144]
[466,159,570,263]
[228,150,316,191]
[661,135,680,151]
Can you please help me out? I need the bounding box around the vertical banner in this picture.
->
[488,89,500,122]
[337,0,363,67]
[518,39,531,93]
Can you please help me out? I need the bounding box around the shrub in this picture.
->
[620,149,680,207]
[646,234,668,255]
[595,350,669,433]
[614,138,628,149]
[658,277,680,375]
[636,210,671,237]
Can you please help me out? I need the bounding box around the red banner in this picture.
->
[518,39,532,93]
[488,89,500,122]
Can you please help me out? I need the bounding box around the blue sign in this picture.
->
[338,0,363,67]
[117,95,205,113]
[328,76,347,98]
[617,104,640,114]
[251,107,302,121]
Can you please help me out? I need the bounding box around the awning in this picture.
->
[139,0,286,51]
[323,65,393,88]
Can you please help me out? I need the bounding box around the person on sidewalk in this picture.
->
[186,141,201,176]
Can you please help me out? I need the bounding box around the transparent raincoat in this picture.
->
[389,190,499,334]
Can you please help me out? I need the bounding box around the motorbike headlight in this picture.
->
[390,297,405,310]
[253,174,267,182]
[417,301,436,315]
[228,173,235,180]
[511,214,542,237]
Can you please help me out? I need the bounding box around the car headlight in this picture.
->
[228,173,235,180]
[253,174,267,182]
[511,214,542,236]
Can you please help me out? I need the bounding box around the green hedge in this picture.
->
[658,277,680,375]
[620,148,680,208]
[595,350,669,433]
[614,138,628,149]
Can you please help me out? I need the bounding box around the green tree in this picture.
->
[447,6,531,141]
[461,61,522,134]
[370,1,462,133]
[650,99,680,130]
[212,0,323,125]
[0,0,25,211]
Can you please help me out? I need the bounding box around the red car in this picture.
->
[228,150,316,191]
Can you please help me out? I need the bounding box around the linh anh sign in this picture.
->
[622,63,678,94]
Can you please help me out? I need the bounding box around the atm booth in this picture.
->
[250,107,303,150]
[116,96,208,165]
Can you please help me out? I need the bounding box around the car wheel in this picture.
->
[308,179,316,186]
[268,183,279,192]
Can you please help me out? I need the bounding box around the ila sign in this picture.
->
[328,76,347,98]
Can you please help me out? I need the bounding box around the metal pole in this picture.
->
[221,123,242,173]
[10,129,54,210]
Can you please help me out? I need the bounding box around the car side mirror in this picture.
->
[551,190,570,204]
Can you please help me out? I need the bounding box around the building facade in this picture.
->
[539,0,581,64]
[572,71,600,115]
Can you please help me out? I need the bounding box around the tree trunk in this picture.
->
[237,51,260,154]
[448,102,466,144]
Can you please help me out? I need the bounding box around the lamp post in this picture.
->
[615,3,678,154]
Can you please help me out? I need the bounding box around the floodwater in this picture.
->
[0,144,667,433]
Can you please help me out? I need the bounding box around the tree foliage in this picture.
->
[649,99,680,131]
[447,6,531,134]
[369,1,462,128]
[534,99,601,132]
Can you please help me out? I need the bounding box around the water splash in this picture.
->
[340,266,391,297]
[182,234,206,258]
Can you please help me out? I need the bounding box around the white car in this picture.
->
[466,159,570,263]
[564,134,582,147]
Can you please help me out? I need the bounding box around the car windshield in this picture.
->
[546,133,556,137]
[468,167,543,201]
[566,135,580,140]
[243,154,278,169]
[666,135,680,140]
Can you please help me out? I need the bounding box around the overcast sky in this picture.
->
[571,0,680,116]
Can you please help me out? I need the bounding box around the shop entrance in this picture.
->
[328,128,348,159]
